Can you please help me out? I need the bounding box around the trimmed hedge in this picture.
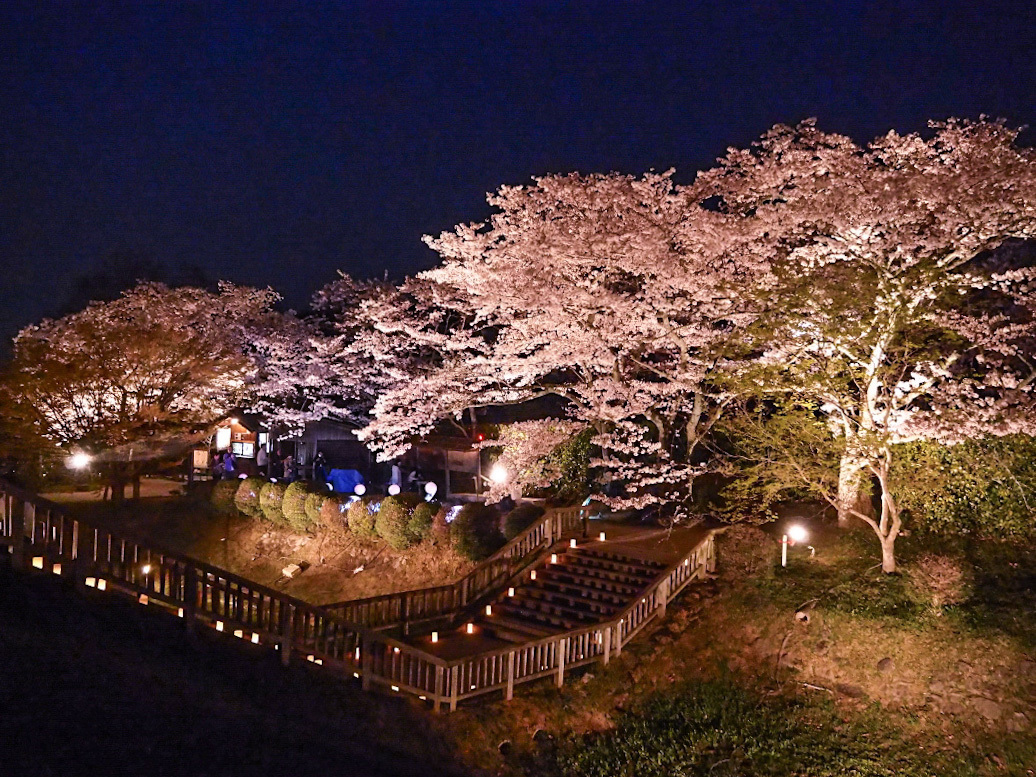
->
[319,493,351,529]
[282,481,314,533]
[305,491,328,526]
[347,497,379,539]
[503,503,544,540]
[209,479,240,515]
[450,503,505,561]
[408,501,439,544]
[234,477,265,517]
[375,496,415,550]
[259,481,288,524]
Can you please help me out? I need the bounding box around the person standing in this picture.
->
[313,451,328,485]
[222,450,236,480]
[256,444,268,477]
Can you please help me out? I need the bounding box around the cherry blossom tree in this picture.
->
[1,282,280,498]
[361,171,772,515]
[704,119,1036,571]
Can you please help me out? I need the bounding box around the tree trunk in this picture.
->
[110,476,125,503]
[836,453,873,525]
[880,535,897,574]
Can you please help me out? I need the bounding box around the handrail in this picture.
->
[360,530,717,711]
[0,479,450,694]
[2,479,712,713]
[323,504,587,630]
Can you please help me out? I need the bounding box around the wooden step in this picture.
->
[549,561,653,588]
[578,546,668,567]
[537,566,644,595]
[533,580,631,609]
[495,602,587,632]
[562,551,661,578]
[511,592,611,623]
[484,614,554,642]
[517,586,620,616]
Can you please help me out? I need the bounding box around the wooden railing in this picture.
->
[359,529,716,711]
[0,481,367,670]
[2,480,712,713]
[324,505,588,630]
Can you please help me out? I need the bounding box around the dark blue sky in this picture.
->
[1,1,1034,340]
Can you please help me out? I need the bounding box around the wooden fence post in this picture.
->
[505,650,515,701]
[706,535,716,573]
[433,665,444,713]
[555,637,567,688]
[613,622,622,657]
[280,603,294,667]
[72,520,89,590]
[183,565,198,629]
[602,627,611,666]
[449,665,460,712]
[360,635,372,691]
[657,578,669,618]
[9,496,25,570]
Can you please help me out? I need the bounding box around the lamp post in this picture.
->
[782,524,809,567]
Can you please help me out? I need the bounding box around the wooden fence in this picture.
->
[361,529,716,711]
[1,480,712,712]
[323,504,588,631]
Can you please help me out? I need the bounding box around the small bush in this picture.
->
[408,501,439,544]
[502,502,544,540]
[450,503,504,561]
[305,491,327,525]
[281,481,314,533]
[259,482,288,525]
[912,552,972,609]
[209,479,241,514]
[375,496,415,550]
[718,523,776,578]
[234,477,265,517]
[319,493,351,529]
[348,497,379,539]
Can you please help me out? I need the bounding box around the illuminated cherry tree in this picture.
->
[2,282,280,497]
[362,171,772,514]
[703,119,1036,571]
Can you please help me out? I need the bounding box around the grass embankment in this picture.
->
[0,560,469,776]
[441,523,1036,776]
[53,487,475,604]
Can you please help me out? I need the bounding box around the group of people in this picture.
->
[208,445,431,496]
[210,450,238,480]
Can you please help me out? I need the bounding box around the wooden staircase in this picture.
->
[486,546,668,641]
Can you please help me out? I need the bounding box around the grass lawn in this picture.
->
[439,522,1036,776]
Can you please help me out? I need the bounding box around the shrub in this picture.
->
[319,493,351,529]
[375,496,415,550]
[450,503,504,561]
[305,491,328,526]
[407,501,439,544]
[281,481,314,533]
[912,552,972,609]
[259,481,288,525]
[209,479,240,515]
[502,502,544,540]
[234,477,265,517]
[348,497,379,539]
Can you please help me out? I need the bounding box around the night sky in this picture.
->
[1,1,1034,342]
